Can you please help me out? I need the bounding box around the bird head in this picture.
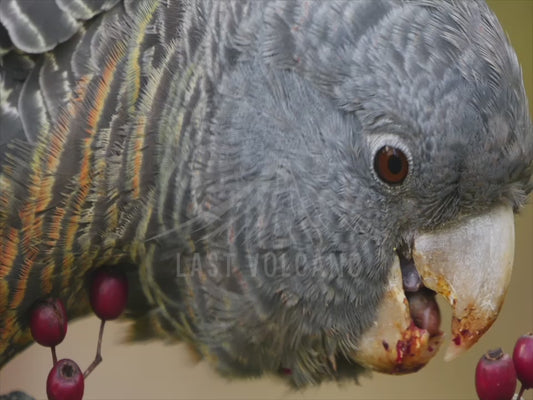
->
[153,0,532,386]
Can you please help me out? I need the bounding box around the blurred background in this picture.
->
[1,1,532,399]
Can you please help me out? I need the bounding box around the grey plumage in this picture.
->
[0,0,120,53]
[0,0,531,388]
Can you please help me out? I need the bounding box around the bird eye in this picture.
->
[373,145,409,185]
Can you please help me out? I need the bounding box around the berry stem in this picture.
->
[51,346,58,366]
[517,384,525,400]
[84,319,105,378]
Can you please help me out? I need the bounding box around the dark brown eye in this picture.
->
[374,145,409,185]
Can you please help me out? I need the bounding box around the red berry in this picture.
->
[280,367,292,376]
[30,298,68,347]
[475,348,517,400]
[46,358,84,400]
[89,267,128,320]
[513,333,533,389]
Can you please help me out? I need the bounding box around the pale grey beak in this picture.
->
[351,205,515,373]
[413,205,515,361]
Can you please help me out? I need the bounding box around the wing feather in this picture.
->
[0,0,120,53]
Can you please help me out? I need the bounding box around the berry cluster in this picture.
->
[29,267,128,400]
[475,333,533,400]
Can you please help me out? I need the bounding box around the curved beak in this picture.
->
[412,205,515,360]
[351,205,515,373]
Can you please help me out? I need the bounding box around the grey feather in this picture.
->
[0,0,120,53]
